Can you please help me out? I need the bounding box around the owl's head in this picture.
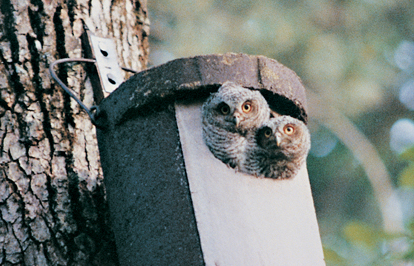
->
[256,116,311,159]
[202,82,270,133]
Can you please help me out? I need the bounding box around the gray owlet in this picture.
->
[240,115,311,179]
[202,81,271,169]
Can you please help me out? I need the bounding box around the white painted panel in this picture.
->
[175,102,325,266]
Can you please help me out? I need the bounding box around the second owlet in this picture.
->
[240,115,311,179]
[202,81,271,169]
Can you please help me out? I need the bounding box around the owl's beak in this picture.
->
[275,133,282,147]
[233,111,243,126]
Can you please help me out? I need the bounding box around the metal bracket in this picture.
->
[82,30,124,103]
[49,30,138,128]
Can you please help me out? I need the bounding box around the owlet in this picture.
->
[202,81,271,169]
[241,115,311,179]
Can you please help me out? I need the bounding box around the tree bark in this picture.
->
[0,0,149,265]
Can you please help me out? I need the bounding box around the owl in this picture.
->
[202,81,271,169]
[240,115,311,179]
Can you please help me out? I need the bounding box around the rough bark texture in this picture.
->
[0,0,149,265]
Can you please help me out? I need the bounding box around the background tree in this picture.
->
[0,0,149,265]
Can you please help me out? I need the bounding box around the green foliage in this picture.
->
[343,221,386,248]
[403,221,414,260]
[323,247,347,266]
[399,163,414,188]
[400,146,414,162]
[323,220,414,265]
[399,146,414,188]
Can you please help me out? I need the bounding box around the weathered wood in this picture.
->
[0,0,148,265]
[96,105,205,266]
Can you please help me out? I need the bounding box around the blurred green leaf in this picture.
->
[408,220,414,236]
[323,247,347,266]
[403,248,414,260]
[400,146,414,162]
[401,220,414,261]
[343,221,384,248]
[398,162,414,188]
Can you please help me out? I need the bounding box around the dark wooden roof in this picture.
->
[96,53,308,127]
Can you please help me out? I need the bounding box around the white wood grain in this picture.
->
[175,102,325,266]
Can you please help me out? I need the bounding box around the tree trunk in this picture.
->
[0,0,149,265]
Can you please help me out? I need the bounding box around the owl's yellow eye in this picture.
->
[219,103,230,115]
[242,101,252,113]
[283,124,295,135]
[264,128,272,138]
